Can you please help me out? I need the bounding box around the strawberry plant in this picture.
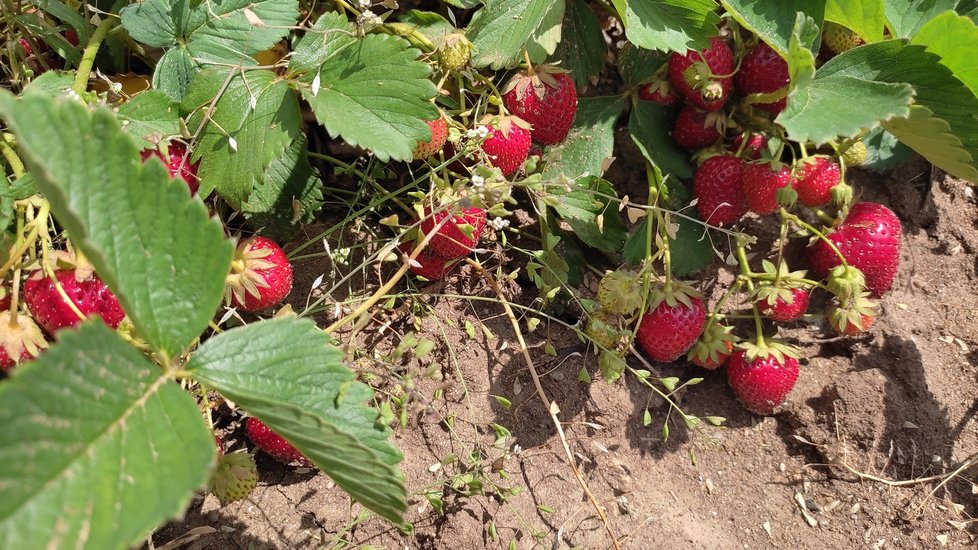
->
[2,0,978,548]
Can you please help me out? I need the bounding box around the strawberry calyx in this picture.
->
[225,236,293,311]
[596,269,644,317]
[687,322,736,370]
[502,64,570,103]
[738,339,799,365]
[826,264,866,303]
[827,293,877,335]
[0,310,48,370]
[649,280,702,312]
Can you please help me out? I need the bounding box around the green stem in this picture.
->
[782,210,848,265]
[0,134,25,178]
[72,17,117,95]
[736,245,766,347]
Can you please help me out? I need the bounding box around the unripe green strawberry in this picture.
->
[209,451,258,505]
[596,269,643,316]
[438,32,472,72]
[822,22,862,54]
[585,310,622,351]
[841,141,868,167]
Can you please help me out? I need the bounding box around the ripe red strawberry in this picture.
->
[502,67,578,144]
[24,270,125,334]
[673,105,724,150]
[481,123,531,177]
[827,306,876,335]
[726,349,799,415]
[687,323,736,370]
[1,311,48,370]
[668,37,734,111]
[794,156,841,207]
[0,288,9,312]
[731,133,767,159]
[636,294,707,362]
[140,141,200,194]
[638,77,679,105]
[742,161,793,215]
[758,287,810,322]
[414,118,449,160]
[735,41,789,115]
[419,206,486,259]
[807,202,901,297]
[398,242,460,280]
[694,154,747,226]
[246,417,312,466]
[226,236,294,311]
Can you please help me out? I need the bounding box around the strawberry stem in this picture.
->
[8,266,21,324]
[72,17,117,95]
[736,244,766,348]
[0,133,24,178]
[781,210,849,266]
[772,216,788,287]
[522,48,535,76]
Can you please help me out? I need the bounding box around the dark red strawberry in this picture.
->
[398,242,460,280]
[743,161,793,215]
[420,206,486,259]
[757,287,810,322]
[731,133,767,159]
[141,141,200,194]
[226,236,294,311]
[502,67,578,144]
[726,349,799,415]
[246,417,312,466]
[673,105,724,150]
[636,294,707,362]
[794,156,841,207]
[1,311,48,370]
[481,122,532,177]
[638,77,680,106]
[414,117,449,160]
[694,154,747,226]
[24,270,125,334]
[735,41,790,115]
[807,202,901,297]
[668,37,734,111]
[0,288,9,312]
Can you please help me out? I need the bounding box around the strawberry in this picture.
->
[398,242,460,280]
[726,349,799,415]
[596,269,644,317]
[246,417,312,466]
[638,76,680,106]
[822,22,862,55]
[687,322,736,370]
[480,122,532,177]
[731,133,767,159]
[807,202,901,297]
[635,289,707,363]
[668,37,734,111]
[0,311,48,370]
[585,310,624,352]
[757,287,810,322]
[735,41,789,115]
[827,302,877,335]
[0,287,9,311]
[140,141,200,194]
[502,67,578,145]
[414,118,449,160]
[794,156,841,207]
[840,141,868,167]
[226,236,294,311]
[437,32,473,72]
[24,269,125,334]
[742,161,794,215]
[673,105,724,150]
[419,206,486,259]
[209,450,258,504]
[693,154,747,226]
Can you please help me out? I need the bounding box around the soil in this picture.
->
[151,148,978,550]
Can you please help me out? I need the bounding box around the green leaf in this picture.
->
[186,318,406,524]
[1,176,36,236]
[720,0,827,55]
[617,44,668,88]
[296,30,438,162]
[825,0,885,42]
[623,218,651,265]
[398,10,456,42]
[611,0,721,53]
[152,47,199,100]
[883,0,957,38]
[289,11,353,72]
[0,91,233,356]
[549,176,627,253]
[117,90,181,149]
[0,322,214,550]
[541,96,625,181]
[669,213,714,276]
[910,11,978,98]
[549,0,606,90]
[860,127,914,171]
[467,0,565,69]
[182,69,302,207]
[242,136,324,240]
[779,40,915,145]
[628,100,693,180]
[23,70,74,96]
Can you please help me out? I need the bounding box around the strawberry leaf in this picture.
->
[467,0,565,69]
[182,68,302,207]
[826,0,884,42]
[719,0,826,56]
[0,91,234,357]
[186,318,407,525]
[549,176,628,253]
[549,0,606,90]
[617,44,668,88]
[116,90,181,149]
[611,0,721,53]
[0,321,215,549]
[628,100,693,180]
[542,96,625,181]
[242,136,324,240]
[883,0,958,38]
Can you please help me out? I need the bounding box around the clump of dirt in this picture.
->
[154,157,977,549]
